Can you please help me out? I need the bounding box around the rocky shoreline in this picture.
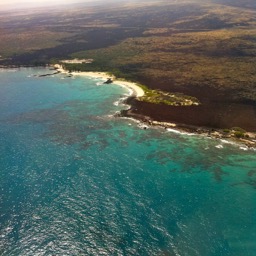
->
[1,65,255,149]
[120,98,256,150]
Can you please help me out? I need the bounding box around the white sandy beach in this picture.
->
[54,64,144,97]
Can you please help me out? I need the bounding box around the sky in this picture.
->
[0,0,89,4]
[0,0,101,10]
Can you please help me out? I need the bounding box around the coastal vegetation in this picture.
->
[62,63,201,106]
[138,86,200,106]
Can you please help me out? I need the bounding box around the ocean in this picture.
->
[0,68,255,256]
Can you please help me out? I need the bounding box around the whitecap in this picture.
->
[113,97,127,106]
[166,128,194,136]
[120,116,140,124]
[138,124,149,129]
[0,69,17,73]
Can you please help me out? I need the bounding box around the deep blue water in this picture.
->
[0,68,255,256]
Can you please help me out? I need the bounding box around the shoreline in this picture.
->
[54,64,256,150]
[114,109,256,151]
[54,64,144,97]
[2,65,255,150]
[121,109,256,150]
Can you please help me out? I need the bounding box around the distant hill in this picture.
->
[212,0,256,9]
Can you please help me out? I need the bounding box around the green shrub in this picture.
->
[234,131,245,138]
[232,127,246,133]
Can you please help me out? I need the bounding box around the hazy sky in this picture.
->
[0,0,101,10]
[0,0,88,3]
[0,0,88,4]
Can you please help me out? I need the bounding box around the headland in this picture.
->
[54,64,256,149]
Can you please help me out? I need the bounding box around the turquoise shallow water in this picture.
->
[0,68,255,256]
